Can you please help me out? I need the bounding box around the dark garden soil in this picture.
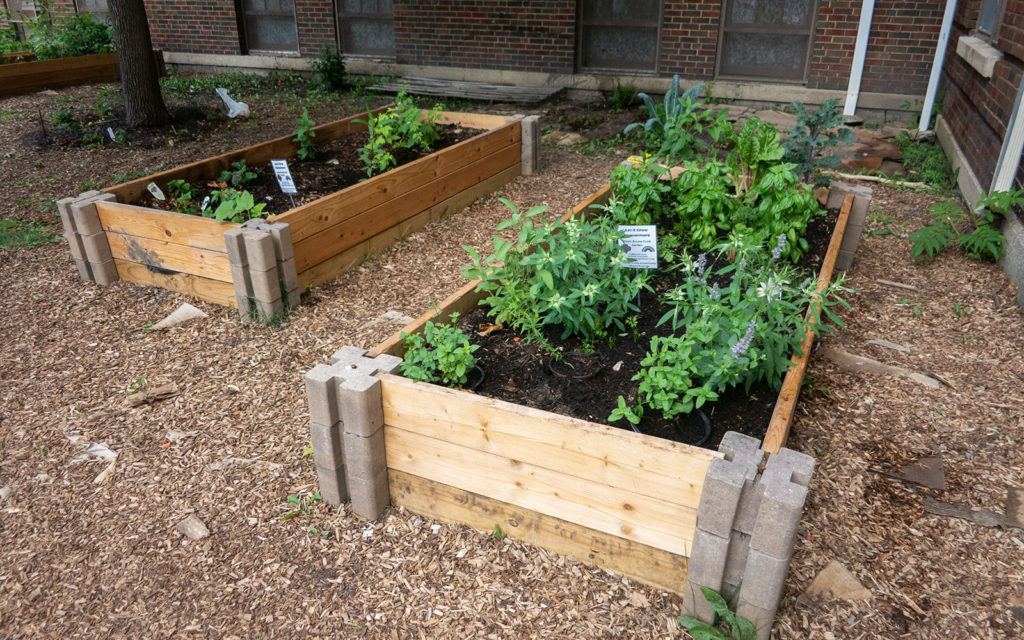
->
[460,208,840,449]
[135,124,483,217]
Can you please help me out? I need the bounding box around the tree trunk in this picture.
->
[108,0,170,128]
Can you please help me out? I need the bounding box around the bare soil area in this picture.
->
[1,79,1022,639]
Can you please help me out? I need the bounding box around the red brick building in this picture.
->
[4,1,950,110]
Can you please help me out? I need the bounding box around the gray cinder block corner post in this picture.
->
[521,115,541,176]
[684,432,815,640]
[223,220,299,321]
[826,182,874,270]
[58,191,118,285]
[304,347,402,519]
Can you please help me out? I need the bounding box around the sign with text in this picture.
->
[618,225,658,269]
[270,159,297,195]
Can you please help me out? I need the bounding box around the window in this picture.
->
[6,0,39,39]
[977,0,1007,43]
[578,0,662,71]
[717,0,818,82]
[75,0,109,22]
[337,0,394,57]
[240,0,299,54]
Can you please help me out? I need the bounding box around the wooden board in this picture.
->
[380,373,716,504]
[372,76,564,104]
[433,111,511,130]
[0,52,118,96]
[106,231,233,283]
[762,193,853,455]
[298,164,520,291]
[385,425,696,556]
[280,122,521,243]
[96,201,233,252]
[292,143,520,272]
[105,106,390,204]
[113,260,236,307]
[389,469,690,594]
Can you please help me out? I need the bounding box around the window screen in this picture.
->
[718,0,817,82]
[579,0,661,71]
[337,0,395,57]
[241,0,299,53]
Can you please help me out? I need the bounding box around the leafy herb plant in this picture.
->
[312,45,347,92]
[207,189,267,223]
[356,92,442,177]
[678,587,757,640]
[400,312,480,388]
[292,108,317,160]
[624,76,730,162]
[218,159,258,186]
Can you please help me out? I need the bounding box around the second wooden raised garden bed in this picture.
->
[0,51,119,97]
[304,181,867,638]
[58,108,538,317]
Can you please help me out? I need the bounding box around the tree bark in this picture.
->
[108,0,170,128]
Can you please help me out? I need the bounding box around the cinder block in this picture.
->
[348,465,389,520]
[229,262,254,297]
[81,232,113,263]
[235,293,254,318]
[223,227,247,267]
[279,257,299,292]
[338,381,384,438]
[825,181,871,212]
[836,248,855,270]
[738,548,791,611]
[73,258,93,282]
[70,198,103,236]
[266,222,294,261]
[65,232,86,260]
[91,260,118,286]
[285,287,301,310]
[718,431,763,460]
[685,528,731,588]
[764,447,816,487]
[505,114,524,123]
[343,432,386,482]
[733,480,765,534]
[331,345,369,366]
[57,197,78,232]
[521,115,540,176]
[722,530,751,594]
[305,364,340,429]
[249,267,282,304]
[255,297,284,320]
[242,228,277,272]
[697,458,750,537]
[316,464,347,505]
[735,601,775,640]
[749,481,806,559]
[680,582,716,624]
[310,421,343,470]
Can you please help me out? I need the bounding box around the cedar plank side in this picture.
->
[106,231,233,282]
[96,201,233,253]
[113,260,236,306]
[0,53,118,96]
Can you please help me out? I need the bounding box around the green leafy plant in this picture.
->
[207,189,267,223]
[312,45,347,91]
[218,159,258,187]
[280,493,322,521]
[909,192,1012,263]
[607,154,672,224]
[81,131,104,148]
[292,108,317,160]
[399,312,480,388]
[110,128,127,144]
[608,80,639,110]
[25,3,112,60]
[166,179,198,214]
[953,303,972,318]
[624,76,730,162]
[492,524,506,540]
[93,97,116,120]
[462,199,651,346]
[783,98,854,184]
[678,587,757,640]
[727,116,785,195]
[52,107,80,133]
[0,219,57,250]
[893,131,954,191]
[356,92,442,177]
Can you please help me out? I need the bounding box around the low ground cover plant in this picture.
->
[400,313,479,388]
[909,188,1019,262]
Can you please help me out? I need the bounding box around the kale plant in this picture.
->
[783,98,854,184]
[624,76,730,162]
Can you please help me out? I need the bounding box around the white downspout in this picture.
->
[990,76,1024,192]
[844,0,876,117]
[919,0,958,132]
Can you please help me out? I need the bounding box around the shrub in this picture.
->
[312,46,346,92]
[783,98,854,184]
[27,5,112,60]
[356,92,441,177]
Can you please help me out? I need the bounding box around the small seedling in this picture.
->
[308,526,331,538]
[123,376,146,395]
[292,108,317,160]
[493,524,506,540]
[953,303,972,318]
[217,160,258,187]
[280,492,322,521]
[678,586,756,640]
[301,441,314,458]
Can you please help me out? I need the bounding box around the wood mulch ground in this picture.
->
[1,80,1023,639]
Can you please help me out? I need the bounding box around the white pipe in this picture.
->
[844,0,876,117]
[919,0,958,132]
[991,74,1024,193]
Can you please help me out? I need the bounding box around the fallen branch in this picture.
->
[125,382,180,407]
[828,171,931,189]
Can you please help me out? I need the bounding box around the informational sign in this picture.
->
[270,159,297,195]
[146,182,165,201]
[618,225,658,269]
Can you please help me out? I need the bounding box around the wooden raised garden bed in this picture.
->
[57,109,536,316]
[0,51,119,97]
[303,180,865,636]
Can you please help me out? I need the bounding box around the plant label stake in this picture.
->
[106,126,116,141]
[618,225,657,310]
[146,182,166,201]
[271,159,297,208]
[200,196,210,213]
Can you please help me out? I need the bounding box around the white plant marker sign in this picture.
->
[618,225,658,270]
[271,159,297,208]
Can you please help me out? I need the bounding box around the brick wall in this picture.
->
[659,1,720,79]
[296,0,336,57]
[144,0,242,56]
[392,0,576,74]
[942,1,1024,189]
[808,1,945,93]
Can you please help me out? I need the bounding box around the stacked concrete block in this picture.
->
[223,219,299,321]
[826,182,874,270]
[520,115,541,176]
[57,191,118,285]
[304,347,402,520]
[684,432,815,640]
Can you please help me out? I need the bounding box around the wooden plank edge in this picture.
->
[113,259,236,307]
[369,182,612,358]
[96,200,234,252]
[389,469,690,594]
[762,193,854,455]
[106,229,233,283]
